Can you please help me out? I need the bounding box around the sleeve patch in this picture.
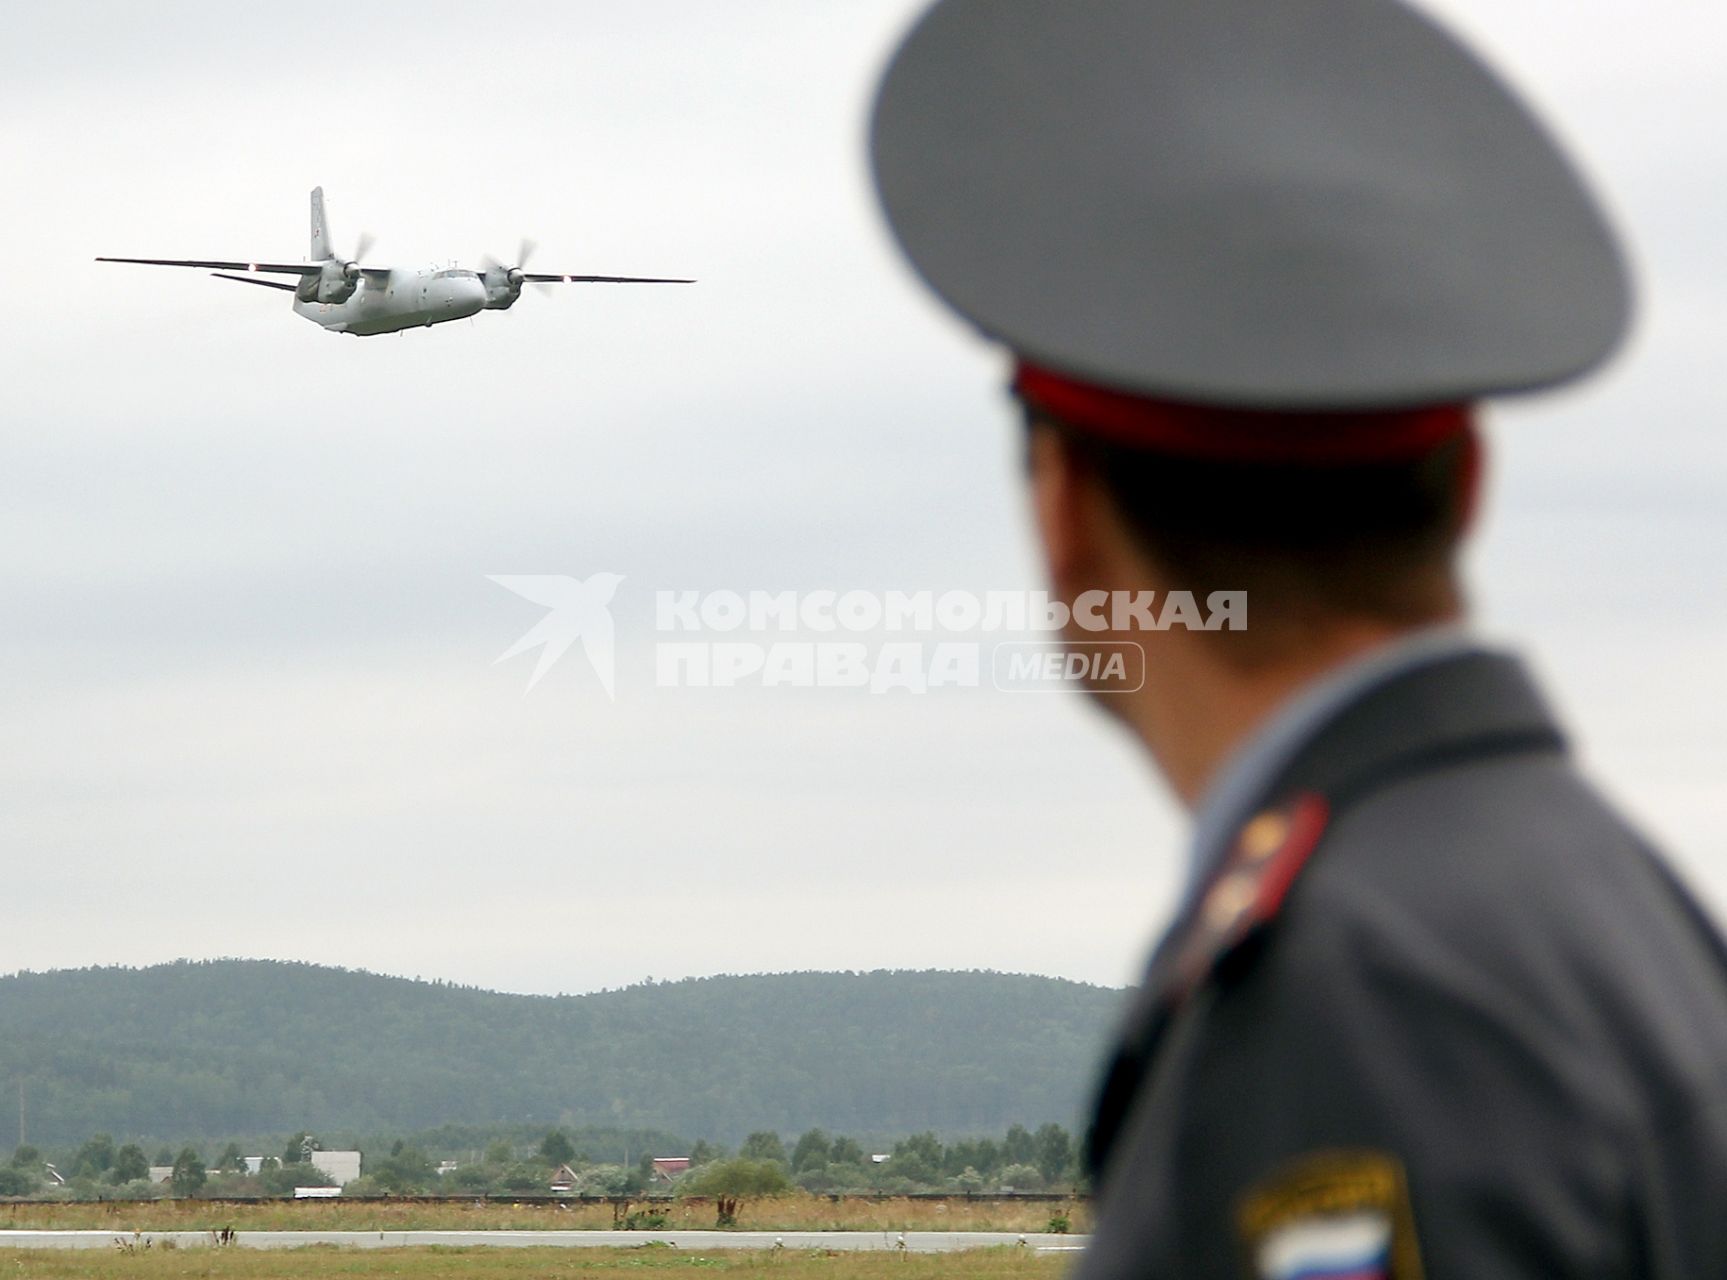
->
[1237,1149,1424,1280]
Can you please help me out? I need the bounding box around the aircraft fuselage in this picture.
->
[294,267,489,335]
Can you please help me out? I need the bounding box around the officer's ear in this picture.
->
[1025,415,1142,594]
[1455,422,1485,539]
[1025,416,1087,588]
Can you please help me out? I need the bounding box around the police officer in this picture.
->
[869,1,1727,1275]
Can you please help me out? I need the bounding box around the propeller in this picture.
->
[310,230,380,302]
[483,239,542,283]
[479,239,543,308]
[341,231,376,281]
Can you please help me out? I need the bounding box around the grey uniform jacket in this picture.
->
[1078,650,1727,1279]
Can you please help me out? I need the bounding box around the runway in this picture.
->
[0,1229,1089,1253]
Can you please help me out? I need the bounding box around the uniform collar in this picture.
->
[1262,643,1565,808]
[1184,624,1480,909]
[1095,638,1568,1183]
[1145,638,1567,1004]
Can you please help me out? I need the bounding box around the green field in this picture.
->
[0,1245,1075,1280]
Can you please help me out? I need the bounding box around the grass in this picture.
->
[0,1244,1076,1280]
[0,1197,1090,1236]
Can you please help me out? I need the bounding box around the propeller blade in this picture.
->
[352,231,375,263]
[518,237,537,270]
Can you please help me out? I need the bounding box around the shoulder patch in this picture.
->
[1170,791,1329,1000]
[1237,1149,1425,1280]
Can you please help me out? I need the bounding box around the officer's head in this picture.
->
[1021,402,1478,667]
[869,0,1630,668]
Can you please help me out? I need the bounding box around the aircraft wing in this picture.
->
[96,256,322,276]
[520,273,694,284]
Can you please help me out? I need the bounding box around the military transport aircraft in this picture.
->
[96,188,692,335]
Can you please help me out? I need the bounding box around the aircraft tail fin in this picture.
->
[310,187,334,261]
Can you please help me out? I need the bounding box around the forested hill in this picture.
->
[0,962,1125,1147]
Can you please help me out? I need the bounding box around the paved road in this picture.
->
[0,1229,1089,1253]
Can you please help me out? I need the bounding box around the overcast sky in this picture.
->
[2,0,1722,998]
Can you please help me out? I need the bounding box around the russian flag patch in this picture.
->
[1237,1150,1423,1280]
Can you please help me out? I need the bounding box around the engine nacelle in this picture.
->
[296,260,360,304]
[481,265,523,310]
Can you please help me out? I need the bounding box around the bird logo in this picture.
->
[487,573,625,698]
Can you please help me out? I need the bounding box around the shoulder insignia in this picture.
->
[1236,1148,1425,1280]
[1169,791,1329,1000]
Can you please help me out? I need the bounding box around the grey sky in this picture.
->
[1,0,1722,997]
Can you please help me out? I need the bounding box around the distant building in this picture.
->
[294,1186,341,1199]
[147,1166,174,1184]
[650,1157,690,1183]
[549,1163,578,1193]
[243,1156,266,1175]
[309,1150,362,1186]
[870,1154,891,1165]
[436,1160,459,1177]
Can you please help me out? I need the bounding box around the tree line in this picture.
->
[1,1120,1085,1200]
[0,1130,343,1198]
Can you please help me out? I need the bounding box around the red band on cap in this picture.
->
[1014,361,1472,463]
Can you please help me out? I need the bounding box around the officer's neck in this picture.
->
[1119,617,1450,810]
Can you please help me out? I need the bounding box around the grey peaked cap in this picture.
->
[869,0,1632,408]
